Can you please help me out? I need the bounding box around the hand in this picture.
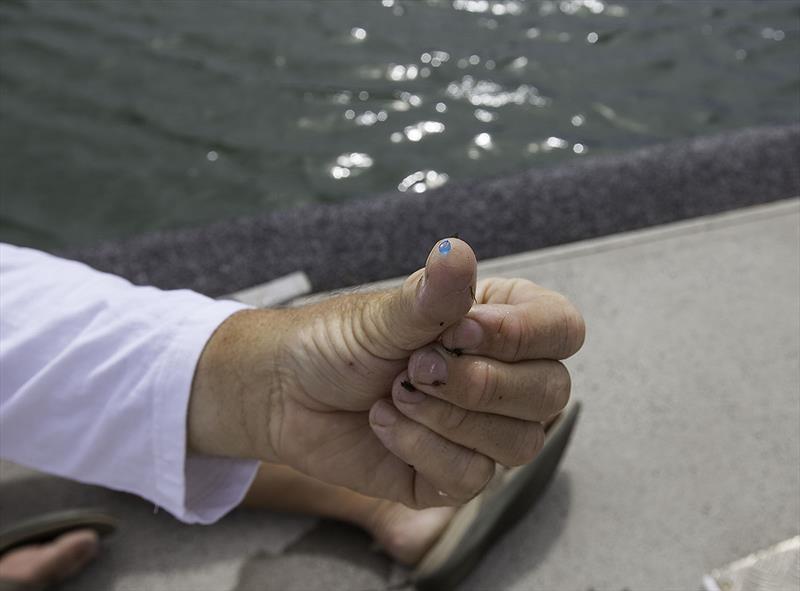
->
[372,275,585,504]
[188,239,585,508]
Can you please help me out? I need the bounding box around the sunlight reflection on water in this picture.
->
[0,0,797,248]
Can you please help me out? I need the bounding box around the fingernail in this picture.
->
[447,318,483,350]
[410,349,448,385]
[371,400,398,427]
[395,381,426,404]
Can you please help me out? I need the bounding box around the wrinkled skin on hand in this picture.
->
[190,239,585,509]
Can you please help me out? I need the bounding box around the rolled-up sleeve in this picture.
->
[0,243,259,524]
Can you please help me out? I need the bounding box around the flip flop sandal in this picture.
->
[0,508,119,591]
[411,401,581,591]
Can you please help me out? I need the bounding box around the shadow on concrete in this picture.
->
[233,520,396,591]
[233,474,574,591]
[1,467,574,591]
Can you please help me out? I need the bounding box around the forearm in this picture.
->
[0,243,258,523]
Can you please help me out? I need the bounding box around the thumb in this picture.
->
[368,238,477,353]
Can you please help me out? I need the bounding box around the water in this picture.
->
[0,0,798,250]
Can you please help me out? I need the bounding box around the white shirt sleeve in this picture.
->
[0,243,259,524]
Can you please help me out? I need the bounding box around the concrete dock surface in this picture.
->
[2,199,798,590]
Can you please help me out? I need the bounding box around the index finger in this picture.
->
[440,291,585,362]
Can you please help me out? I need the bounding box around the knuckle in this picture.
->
[544,362,571,415]
[549,292,570,306]
[499,311,525,361]
[470,360,499,409]
[440,403,471,432]
[506,422,546,466]
[403,426,432,460]
[558,301,586,359]
[524,423,547,464]
[406,430,434,462]
[456,454,495,500]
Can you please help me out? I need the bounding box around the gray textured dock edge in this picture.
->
[67,125,799,298]
[2,199,798,591]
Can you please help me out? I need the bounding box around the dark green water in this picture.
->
[1,0,798,250]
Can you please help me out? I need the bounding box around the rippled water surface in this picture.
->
[1,0,798,249]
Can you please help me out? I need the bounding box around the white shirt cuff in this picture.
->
[151,297,259,524]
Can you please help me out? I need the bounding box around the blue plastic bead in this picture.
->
[438,239,452,255]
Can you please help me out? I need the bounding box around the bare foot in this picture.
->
[0,529,98,588]
[366,500,456,565]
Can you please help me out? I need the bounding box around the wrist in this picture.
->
[188,307,292,462]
